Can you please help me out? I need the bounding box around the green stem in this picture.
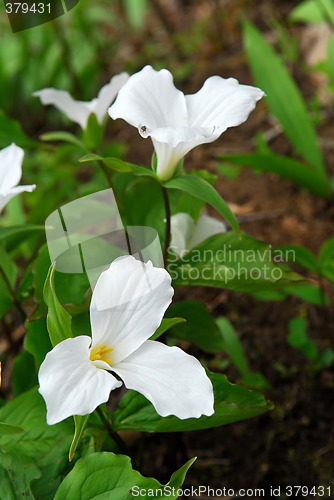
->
[0,265,25,321]
[161,186,171,268]
[95,406,127,453]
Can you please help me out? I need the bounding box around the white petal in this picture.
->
[0,143,24,193]
[108,65,187,131]
[188,214,226,249]
[186,76,264,135]
[38,336,121,425]
[0,184,36,212]
[33,88,91,129]
[90,256,173,362]
[113,340,214,419]
[170,213,195,256]
[93,73,129,124]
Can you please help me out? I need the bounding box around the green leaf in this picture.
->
[12,351,38,397]
[54,452,195,500]
[25,317,52,370]
[0,243,18,317]
[288,283,327,305]
[0,388,74,499]
[290,0,334,24]
[69,415,90,462]
[0,451,40,500]
[318,236,334,282]
[0,225,44,252]
[0,423,25,436]
[170,231,303,293]
[84,113,103,150]
[288,316,318,361]
[166,300,225,352]
[150,317,186,341]
[113,371,273,433]
[219,153,330,197]
[164,174,240,236]
[216,318,271,390]
[0,110,37,148]
[43,263,73,346]
[40,131,85,149]
[79,154,157,178]
[275,244,318,272]
[124,0,148,29]
[243,21,328,180]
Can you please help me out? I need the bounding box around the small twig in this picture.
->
[236,208,286,224]
[161,186,171,267]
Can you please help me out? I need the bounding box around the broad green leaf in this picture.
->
[0,388,74,499]
[166,300,225,352]
[276,244,318,272]
[219,153,330,197]
[69,415,90,462]
[84,113,103,150]
[54,452,195,500]
[12,351,38,397]
[216,318,248,375]
[40,131,85,148]
[173,169,217,220]
[0,110,37,148]
[0,451,40,500]
[164,174,240,236]
[0,423,25,436]
[170,231,303,293]
[150,317,186,341]
[0,224,44,252]
[113,371,273,433]
[216,318,271,390]
[318,236,334,282]
[243,21,328,181]
[79,154,157,178]
[288,283,327,305]
[43,263,73,346]
[0,243,18,317]
[290,0,334,24]
[25,317,52,370]
[288,316,318,361]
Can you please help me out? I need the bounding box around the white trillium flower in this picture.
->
[38,255,214,425]
[108,65,264,181]
[170,212,226,258]
[33,73,129,129]
[0,143,36,212]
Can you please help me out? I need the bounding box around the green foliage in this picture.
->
[164,174,240,236]
[243,20,330,197]
[289,0,334,24]
[43,263,73,346]
[112,371,273,433]
[54,452,195,500]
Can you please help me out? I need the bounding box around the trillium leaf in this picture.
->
[0,224,44,252]
[112,371,273,433]
[43,263,73,346]
[0,451,41,500]
[40,131,85,149]
[243,21,328,185]
[69,415,90,462]
[79,154,157,178]
[0,110,37,148]
[54,452,195,500]
[219,153,330,198]
[169,231,303,293]
[25,317,52,370]
[84,113,103,150]
[150,317,186,341]
[0,388,74,499]
[0,423,25,436]
[164,175,240,236]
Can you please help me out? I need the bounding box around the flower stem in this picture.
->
[95,406,127,453]
[0,265,26,322]
[161,186,171,268]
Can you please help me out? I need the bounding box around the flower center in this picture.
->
[90,345,113,364]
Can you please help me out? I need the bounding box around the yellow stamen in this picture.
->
[90,345,113,364]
